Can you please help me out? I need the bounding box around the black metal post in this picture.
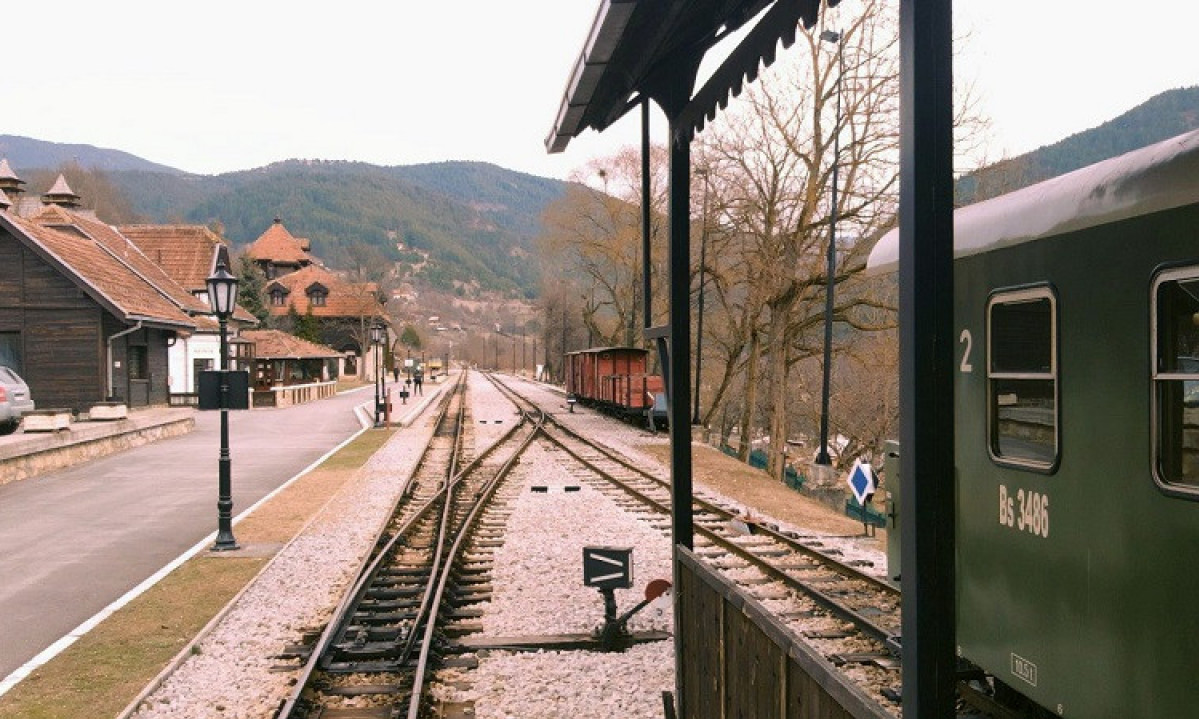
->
[373,339,382,428]
[817,30,843,466]
[692,170,709,425]
[900,0,956,715]
[642,99,653,334]
[668,127,693,552]
[380,330,388,424]
[212,314,238,551]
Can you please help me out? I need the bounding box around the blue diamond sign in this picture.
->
[847,460,877,506]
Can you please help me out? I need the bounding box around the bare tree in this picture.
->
[538,146,671,350]
[693,0,901,480]
[336,242,393,377]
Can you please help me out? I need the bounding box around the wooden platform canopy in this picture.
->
[547,0,956,716]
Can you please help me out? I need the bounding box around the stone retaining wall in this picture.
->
[0,416,194,485]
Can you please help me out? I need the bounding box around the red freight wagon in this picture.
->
[564,347,667,427]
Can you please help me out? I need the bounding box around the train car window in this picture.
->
[987,288,1058,469]
[1152,269,1199,493]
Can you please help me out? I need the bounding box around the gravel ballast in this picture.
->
[120,371,889,718]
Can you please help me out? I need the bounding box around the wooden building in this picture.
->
[119,224,258,397]
[0,204,198,413]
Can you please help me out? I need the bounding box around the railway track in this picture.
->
[488,374,905,705]
[276,372,543,719]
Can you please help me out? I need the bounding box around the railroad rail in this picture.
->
[275,371,544,719]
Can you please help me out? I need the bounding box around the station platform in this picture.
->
[0,407,195,485]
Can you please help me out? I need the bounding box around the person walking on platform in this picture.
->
[413,367,424,396]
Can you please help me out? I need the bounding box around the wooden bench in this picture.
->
[23,408,73,432]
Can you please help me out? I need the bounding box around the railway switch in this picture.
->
[582,547,671,650]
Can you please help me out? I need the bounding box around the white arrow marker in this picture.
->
[590,571,626,582]
[588,553,625,566]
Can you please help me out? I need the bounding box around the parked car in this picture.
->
[0,366,35,435]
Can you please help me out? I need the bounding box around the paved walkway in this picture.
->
[0,389,373,683]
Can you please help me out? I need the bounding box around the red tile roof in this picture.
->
[119,224,258,327]
[2,213,195,329]
[265,264,382,318]
[245,219,312,265]
[119,224,224,291]
[241,329,341,359]
[30,206,210,316]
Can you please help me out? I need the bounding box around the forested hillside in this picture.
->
[1,136,569,297]
[958,86,1199,203]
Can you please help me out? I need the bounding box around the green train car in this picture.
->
[869,129,1199,717]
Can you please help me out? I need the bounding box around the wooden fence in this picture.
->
[676,547,893,719]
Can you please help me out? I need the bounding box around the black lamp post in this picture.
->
[370,321,384,427]
[206,261,239,551]
[379,323,388,420]
[816,28,844,466]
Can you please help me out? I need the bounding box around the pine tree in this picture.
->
[236,255,270,325]
[296,307,322,344]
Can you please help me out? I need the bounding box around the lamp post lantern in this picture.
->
[816,28,844,466]
[206,261,239,551]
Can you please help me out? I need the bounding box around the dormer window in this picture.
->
[266,281,290,307]
[306,282,329,308]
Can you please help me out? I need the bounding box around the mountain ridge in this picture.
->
[0,140,569,297]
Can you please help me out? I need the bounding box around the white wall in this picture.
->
[168,333,220,394]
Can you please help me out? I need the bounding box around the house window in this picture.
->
[1153,267,1199,496]
[310,291,327,307]
[0,332,21,374]
[128,345,149,381]
[988,287,1058,470]
[271,290,286,306]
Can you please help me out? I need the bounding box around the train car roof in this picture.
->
[564,346,648,356]
[867,128,1199,273]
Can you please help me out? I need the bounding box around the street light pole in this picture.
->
[370,321,383,428]
[816,29,844,466]
[380,324,388,423]
[693,168,710,426]
[207,262,239,551]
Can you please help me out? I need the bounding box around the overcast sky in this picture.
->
[4,1,1196,180]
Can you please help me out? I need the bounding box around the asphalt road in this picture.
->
[0,388,370,682]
